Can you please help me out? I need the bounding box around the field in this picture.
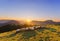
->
[0,25,60,41]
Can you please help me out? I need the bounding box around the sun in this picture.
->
[26,19,31,23]
[26,19,32,24]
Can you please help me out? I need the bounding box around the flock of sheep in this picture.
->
[16,26,44,32]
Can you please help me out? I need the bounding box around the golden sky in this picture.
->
[0,17,60,22]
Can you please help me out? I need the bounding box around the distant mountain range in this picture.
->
[0,20,60,27]
[0,20,59,33]
[0,20,20,27]
[31,20,60,25]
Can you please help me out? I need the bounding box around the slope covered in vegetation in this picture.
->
[0,25,60,41]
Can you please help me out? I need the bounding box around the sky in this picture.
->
[0,0,60,21]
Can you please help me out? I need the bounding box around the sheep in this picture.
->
[16,29,21,32]
[21,28,26,31]
[34,26,41,30]
[29,27,34,30]
[16,26,44,32]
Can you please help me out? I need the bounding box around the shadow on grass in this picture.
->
[46,28,57,32]
[22,30,37,39]
[0,30,37,39]
[36,28,45,32]
[37,27,57,32]
[0,27,57,39]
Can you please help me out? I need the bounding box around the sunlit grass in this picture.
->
[0,25,60,41]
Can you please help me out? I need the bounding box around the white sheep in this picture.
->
[16,29,21,32]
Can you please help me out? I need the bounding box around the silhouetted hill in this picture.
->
[0,20,21,33]
[0,20,20,27]
[31,20,60,25]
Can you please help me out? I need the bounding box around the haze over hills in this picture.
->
[31,20,60,25]
[0,20,60,27]
[0,19,60,33]
[0,20,20,27]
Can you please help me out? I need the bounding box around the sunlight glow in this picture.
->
[26,19,32,24]
[26,19,31,23]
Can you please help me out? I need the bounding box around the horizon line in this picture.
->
[0,18,60,22]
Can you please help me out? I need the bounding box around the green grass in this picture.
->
[0,25,60,41]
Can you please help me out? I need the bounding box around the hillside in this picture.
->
[31,20,60,25]
[0,20,21,33]
[0,20,60,41]
[0,25,60,41]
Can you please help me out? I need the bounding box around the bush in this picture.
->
[0,24,22,33]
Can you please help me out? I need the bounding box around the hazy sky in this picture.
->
[0,0,60,21]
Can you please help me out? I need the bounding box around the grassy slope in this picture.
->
[0,25,60,41]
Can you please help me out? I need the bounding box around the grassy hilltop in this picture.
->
[0,24,60,41]
[0,20,60,41]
